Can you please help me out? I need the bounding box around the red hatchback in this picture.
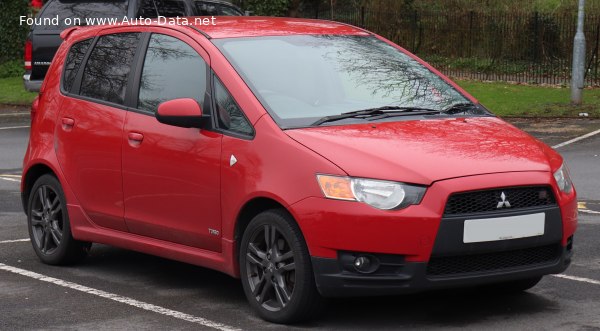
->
[22,17,577,323]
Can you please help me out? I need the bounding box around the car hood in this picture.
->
[285,117,555,185]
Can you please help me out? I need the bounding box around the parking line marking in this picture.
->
[0,174,22,178]
[0,112,29,117]
[0,239,29,244]
[0,126,30,130]
[552,128,600,149]
[0,263,240,331]
[553,274,600,286]
[0,177,20,183]
[577,201,600,214]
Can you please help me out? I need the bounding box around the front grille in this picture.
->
[444,186,556,215]
[427,244,560,277]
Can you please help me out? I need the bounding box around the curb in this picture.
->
[0,112,29,117]
[0,112,29,121]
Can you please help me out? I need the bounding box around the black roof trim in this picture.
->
[188,25,212,39]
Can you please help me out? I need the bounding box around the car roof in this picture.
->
[194,17,370,39]
[63,17,371,42]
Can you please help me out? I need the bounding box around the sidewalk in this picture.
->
[508,117,600,147]
[0,105,29,126]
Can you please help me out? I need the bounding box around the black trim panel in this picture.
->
[311,244,572,298]
[432,207,563,256]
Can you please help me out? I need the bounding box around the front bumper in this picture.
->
[312,242,572,297]
[290,172,577,297]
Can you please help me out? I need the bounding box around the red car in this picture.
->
[22,17,577,323]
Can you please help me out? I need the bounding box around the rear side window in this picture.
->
[80,33,140,105]
[138,34,207,113]
[137,0,188,18]
[62,38,92,93]
[38,1,128,30]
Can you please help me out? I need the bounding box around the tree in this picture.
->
[243,0,290,16]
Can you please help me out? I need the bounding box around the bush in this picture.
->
[0,60,24,79]
[0,0,29,77]
[243,0,290,16]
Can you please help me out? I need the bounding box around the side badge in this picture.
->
[230,154,237,167]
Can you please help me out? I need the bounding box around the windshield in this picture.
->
[214,35,474,128]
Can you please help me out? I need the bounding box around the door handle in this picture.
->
[127,132,144,147]
[61,117,75,131]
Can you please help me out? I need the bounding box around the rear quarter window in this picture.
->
[62,38,93,93]
[38,0,128,30]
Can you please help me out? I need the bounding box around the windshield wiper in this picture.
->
[311,106,441,126]
[443,102,479,114]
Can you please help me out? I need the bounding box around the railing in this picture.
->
[305,8,600,86]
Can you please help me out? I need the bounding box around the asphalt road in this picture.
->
[1,115,599,330]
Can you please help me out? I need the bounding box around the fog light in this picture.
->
[354,256,372,272]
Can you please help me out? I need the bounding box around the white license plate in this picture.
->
[463,213,545,243]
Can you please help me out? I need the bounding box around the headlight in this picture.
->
[316,175,426,210]
[553,163,573,194]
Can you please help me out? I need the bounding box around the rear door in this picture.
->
[31,0,129,81]
[122,31,222,251]
[56,32,142,231]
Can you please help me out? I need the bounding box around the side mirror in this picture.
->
[156,98,206,128]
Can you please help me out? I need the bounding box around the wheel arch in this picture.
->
[22,163,58,215]
[234,197,288,248]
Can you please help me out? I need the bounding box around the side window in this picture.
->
[217,5,243,16]
[195,1,241,16]
[195,1,218,15]
[138,0,187,18]
[138,34,207,113]
[62,38,92,93]
[80,33,140,105]
[215,77,253,136]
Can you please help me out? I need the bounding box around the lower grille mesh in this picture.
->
[427,244,560,277]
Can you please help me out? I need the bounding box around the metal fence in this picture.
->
[305,8,600,86]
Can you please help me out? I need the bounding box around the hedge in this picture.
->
[0,0,30,75]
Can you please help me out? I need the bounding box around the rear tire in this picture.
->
[27,174,91,265]
[239,209,324,324]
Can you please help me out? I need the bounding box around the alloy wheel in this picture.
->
[30,185,63,255]
[245,224,296,312]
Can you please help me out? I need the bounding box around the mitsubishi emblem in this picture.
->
[497,192,511,209]
[230,154,237,167]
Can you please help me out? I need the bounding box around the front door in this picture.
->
[122,32,222,251]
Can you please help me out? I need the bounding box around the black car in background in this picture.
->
[24,0,245,91]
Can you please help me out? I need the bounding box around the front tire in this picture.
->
[27,174,90,265]
[239,209,323,324]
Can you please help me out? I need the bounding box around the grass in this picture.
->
[0,76,38,105]
[456,80,600,117]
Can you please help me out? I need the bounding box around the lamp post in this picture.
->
[571,0,586,105]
